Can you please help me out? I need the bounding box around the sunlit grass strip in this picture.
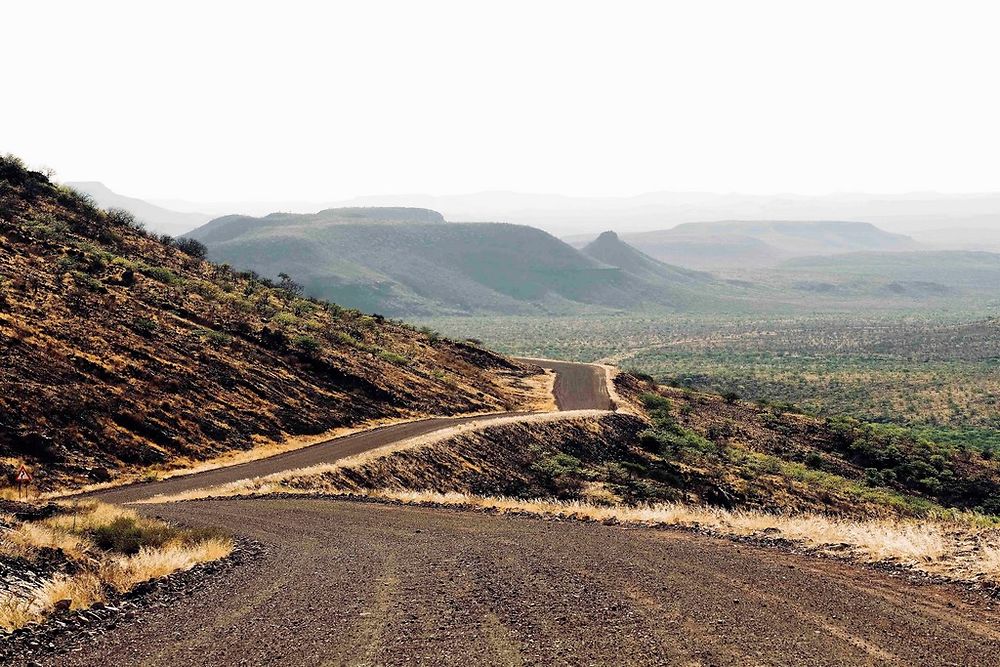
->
[147,479,1000,588]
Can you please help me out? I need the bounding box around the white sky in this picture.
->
[5,0,999,201]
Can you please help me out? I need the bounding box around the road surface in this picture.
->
[48,359,999,666]
[49,499,1000,666]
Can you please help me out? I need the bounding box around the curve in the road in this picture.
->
[92,359,609,504]
[47,358,1000,666]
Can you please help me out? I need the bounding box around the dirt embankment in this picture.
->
[281,412,647,500]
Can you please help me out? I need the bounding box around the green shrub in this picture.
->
[192,328,232,347]
[70,271,104,292]
[140,265,182,285]
[273,312,299,327]
[640,392,672,414]
[293,334,322,356]
[133,317,158,336]
[106,207,147,235]
[89,516,174,555]
[378,350,408,366]
[174,237,207,259]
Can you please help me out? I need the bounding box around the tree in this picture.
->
[175,237,208,259]
[278,272,303,296]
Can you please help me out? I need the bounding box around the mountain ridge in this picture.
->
[186,209,724,316]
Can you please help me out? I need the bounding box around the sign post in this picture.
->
[15,464,32,500]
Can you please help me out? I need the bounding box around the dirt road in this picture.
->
[48,498,1000,666]
[516,358,613,411]
[92,360,610,505]
[49,360,1000,665]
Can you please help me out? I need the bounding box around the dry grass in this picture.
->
[0,501,233,631]
[0,521,91,560]
[99,539,233,593]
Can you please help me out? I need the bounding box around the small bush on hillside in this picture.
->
[278,272,303,297]
[106,208,146,235]
[133,317,158,336]
[193,328,232,348]
[531,452,586,496]
[419,326,441,343]
[70,271,105,292]
[293,334,322,356]
[273,312,299,327]
[378,350,408,366]
[140,265,182,285]
[175,237,207,259]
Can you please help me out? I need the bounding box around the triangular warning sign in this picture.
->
[15,465,31,483]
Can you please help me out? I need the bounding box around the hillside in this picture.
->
[187,211,724,316]
[581,231,710,285]
[0,157,539,489]
[619,220,919,270]
[65,181,212,237]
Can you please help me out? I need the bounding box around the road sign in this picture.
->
[15,465,31,483]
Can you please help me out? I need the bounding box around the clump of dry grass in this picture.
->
[100,539,233,593]
[0,521,91,560]
[0,501,233,631]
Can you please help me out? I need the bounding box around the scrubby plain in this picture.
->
[423,313,1000,440]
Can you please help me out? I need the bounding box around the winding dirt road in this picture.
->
[45,360,1000,666]
[91,359,606,504]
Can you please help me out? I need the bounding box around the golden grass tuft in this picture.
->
[100,539,233,593]
[0,521,91,560]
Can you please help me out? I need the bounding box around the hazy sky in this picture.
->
[5,1,999,201]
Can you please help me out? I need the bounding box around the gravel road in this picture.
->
[46,498,1000,666]
[40,359,998,665]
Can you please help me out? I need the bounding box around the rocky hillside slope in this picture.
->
[0,157,537,489]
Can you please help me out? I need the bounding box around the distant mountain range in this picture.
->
[67,181,1000,247]
[165,190,999,237]
[65,182,212,237]
[58,183,1000,313]
[186,209,726,316]
[571,220,920,270]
